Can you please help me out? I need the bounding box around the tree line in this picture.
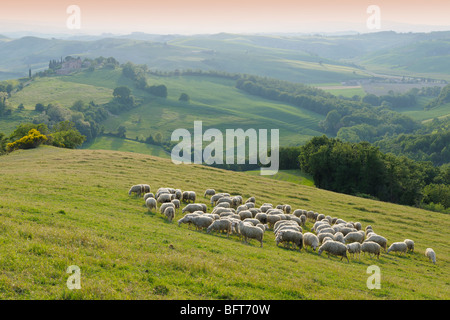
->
[296,135,449,212]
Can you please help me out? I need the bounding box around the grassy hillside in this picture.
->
[5,69,326,146]
[0,146,448,299]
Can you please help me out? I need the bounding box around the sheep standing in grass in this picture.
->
[157,193,174,204]
[206,219,232,237]
[182,203,207,214]
[366,234,387,251]
[143,192,155,201]
[347,242,361,260]
[425,248,436,264]
[163,207,175,222]
[303,232,319,252]
[361,241,381,259]
[318,240,349,262]
[145,197,157,212]
[171,199,180,211]
[177,213,200,228]
[204,189,216,197]
[275,230,303,251]
[387,242,408,255]
[239,221,264,247]
[129,184,144,197]
[344,231,365,244]
[191,216,213,231]
[160,202,175,214]
[404,239,415,252]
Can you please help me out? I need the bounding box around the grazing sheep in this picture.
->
[145,197,157,212]
[171,199,180,211]
[182,203,207,214]
[366,234,387,251]
[317,227,335,235]
[245,196,256,204]
[361,241,381,259]
[142,184,150,193]
[143,192,155,201]
[210,193,227,205]
[404,239,415,252]
[239,221,264,247]
[313,221,330,232]
[236,205,249,214]
[174,189,182,200]
[344,231,365,244]
[243,218,260,226]
[215,202,231,209]
[160,202,175,214]
[212,207,235,216]
[206,219,232,237]
[129,184,144,197]
[260,204,273,213]
[318,240,349,262]
[191,216,213,231]
[157,193,174,204]
[299,215,306,227]
[177,213,200,228]
[204,189,216,197]
[239,210,253,221]
[255,223,267,232]
[255,212,267,224]
[275,230,303,251]
[306,210,316,221]
[333,232,345,244]
[163,206,175,222]
[293,209,304,217]
[425,248,436,264]
[266,214,282,228]
[303,232,319,251]
[347,242,361,260]
[318,232,334,244]
[387,242,408,255]
[354,222,362,231]
[245,202,255,209]
[317,213,325,221]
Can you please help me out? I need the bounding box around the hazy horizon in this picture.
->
[1,0,450,37]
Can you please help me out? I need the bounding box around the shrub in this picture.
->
[7,129,48,152]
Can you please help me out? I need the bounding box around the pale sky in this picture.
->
[0,0,449,35]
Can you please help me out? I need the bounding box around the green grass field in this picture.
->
[245,169,315,187]
[0,146,448,299]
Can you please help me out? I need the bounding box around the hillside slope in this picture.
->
[0,147,448,299]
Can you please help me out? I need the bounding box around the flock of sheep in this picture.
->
[128,184,437,264]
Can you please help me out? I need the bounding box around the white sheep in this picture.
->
[245,196,256,204]
[275,230,303,251]
[145,197,157,212]
[182,203,207,214]
[346,242,361,260]
[425,248,436,264]
[206,219,232,237]
[159,202,175,214]
[171,199,180,211]
[318,240,349,262]
[177,213,200,228]
[129,184,144,197]
[344,231,365,244]
[333,232,345,244]
[143,192,155,201]
[303,232,319,252]
[239,221,264,247]
[404,239,415,252]
[366,234,387,251]
[361,241,381,259]
[191,215,213,231]
[163,206,175,222]
[318,232,334,244]
[387,242,408,255]
[204,189,216,197]
[157,193,174,204]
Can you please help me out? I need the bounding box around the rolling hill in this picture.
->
[0,146,448,299]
